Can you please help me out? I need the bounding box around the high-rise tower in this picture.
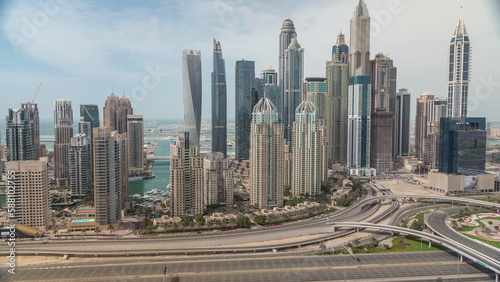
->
[394,89,411,157]
[283,38,304,143]
[182,50,202,146]
[261,66,282,122]
[279,19,297,89]
[103,95,132,134]
[170,132,204,217]
[447,13,471,118]
[349,0,370,77]
[21,102,40,159]
[326,57,350,165]
[249,97,284,209]
[79,104,100,141]
[93,127,127,227]
[291,99,325,196]
[54,99,73,187]
[211,40,227,157]
[332,32,349,63]
[235,60,257,161]
[127,115,144,176]
[70,133,92,196]
[5,108,35,161]
[6,160,49,230]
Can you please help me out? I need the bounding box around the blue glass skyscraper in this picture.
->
[235,60,257,161]
[211,39,227,157]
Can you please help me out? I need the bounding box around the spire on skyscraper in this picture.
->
[353,0,369,17]
[453,8,468,36]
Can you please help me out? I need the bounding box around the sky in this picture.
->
[1,0,499,124]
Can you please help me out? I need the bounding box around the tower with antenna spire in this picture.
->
[332,32,349,63]
[447,8,471,118]
[211,39,227,157]
[349,0,370,77]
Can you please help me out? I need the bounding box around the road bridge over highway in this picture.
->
[328,221,500,279]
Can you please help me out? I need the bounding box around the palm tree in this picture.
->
[108,224,114,234]
[353,238,361,249]
[319,242,326,255]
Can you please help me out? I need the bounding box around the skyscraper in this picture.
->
[79,104,100,141]
[93,127,126,227]
[211,39,227,157]
[370,109,393,174]
[304,77,328,126]
[439,117,486,175]
[291,99,325,196]
[250,97,284,208]
[346,0,375,176]
[369,54,397,173]
[5,108,35,161]
[127,115,144,176]
[235,60,257,161]
[279,18,297,89]
[347,76,375,176]
[415,91,447,165]
[370,54,397,112]
[170,132,204,217]
[6,160,49,231]
[447,14,471,118]
[103,94,133,134]
[182,49,202,146]
[21,102,40,159]
[332,32,349,63]
[349,0,370,77]
[261,66,282,122]
[203,152,234,207]
[283,38,304,143]
[394,89,411,157]
[54,99,73,187]
[326,60,349,165]
[70,133,92,196]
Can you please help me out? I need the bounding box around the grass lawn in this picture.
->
[312,237,447,256]
[461,233,500,249]
[369,237,447,253]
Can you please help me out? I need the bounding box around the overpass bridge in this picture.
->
[146,156,170,161]
[328,221,500,279]
[356,194,500,210]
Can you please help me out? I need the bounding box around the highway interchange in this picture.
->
[1,183,499,281]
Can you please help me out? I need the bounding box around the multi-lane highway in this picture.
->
[0,251,495,281]
[425,207,500,263]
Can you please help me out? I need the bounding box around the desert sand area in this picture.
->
[375,179,442,196]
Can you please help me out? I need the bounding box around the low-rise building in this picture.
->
[428,171,495,194]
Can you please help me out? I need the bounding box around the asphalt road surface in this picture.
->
[0,251,495,281]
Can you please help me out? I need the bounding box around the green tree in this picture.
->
[180,216,194,227]
[284,185,292,197]
[254,215,266,225]
[196,214,205,226]
[236,215,251,228]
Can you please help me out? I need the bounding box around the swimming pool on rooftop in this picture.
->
[71,219,95,223]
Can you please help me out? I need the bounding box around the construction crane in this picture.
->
[31,83,42,103]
